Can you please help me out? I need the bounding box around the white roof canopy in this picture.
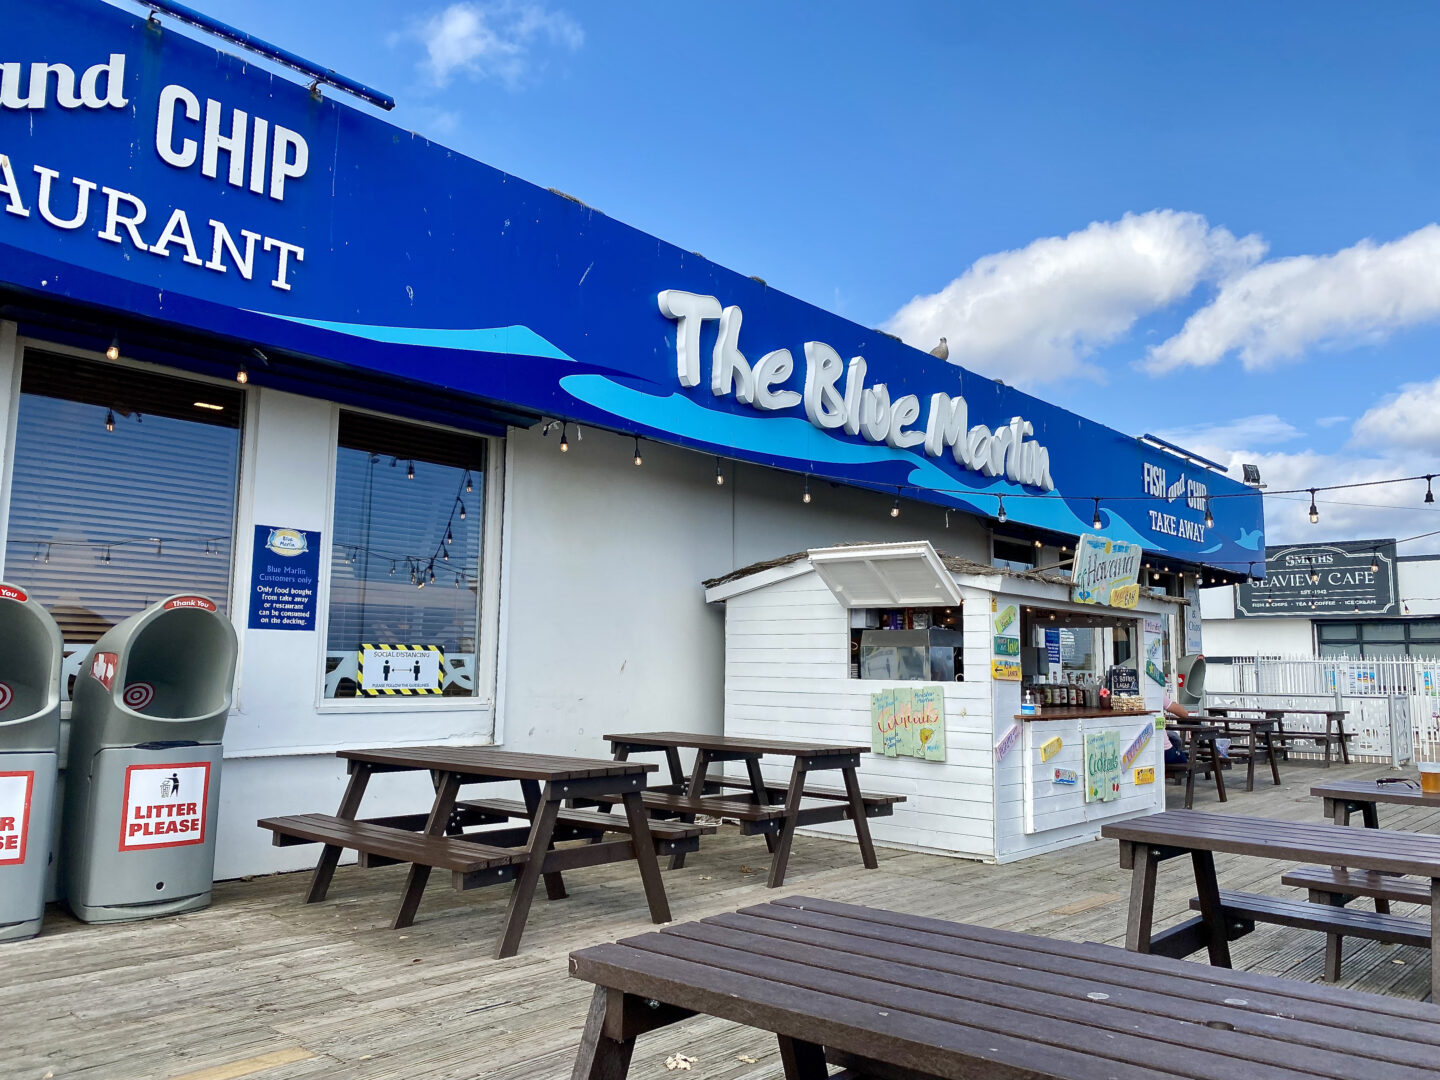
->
[807,541,963,608]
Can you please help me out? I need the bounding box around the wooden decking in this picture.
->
[7,761,1436,1080]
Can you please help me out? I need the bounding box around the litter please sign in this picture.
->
[119,762,210,850]
[0,771,33,864]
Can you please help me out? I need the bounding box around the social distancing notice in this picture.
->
[120,762,209,850]
[0,771,33,864]
[358,644,444,696]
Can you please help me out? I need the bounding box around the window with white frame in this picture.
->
[2,349,243,694]
[323,412,488,699]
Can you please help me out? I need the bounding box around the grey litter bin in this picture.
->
[63,594,237,923]
[0,582,62,943]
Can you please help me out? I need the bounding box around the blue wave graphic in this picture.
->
[560,373,1153,547]
[250,312,575,361]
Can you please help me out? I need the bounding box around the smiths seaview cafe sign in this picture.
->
[1236,541,1398,618]
[0,1,1263,571]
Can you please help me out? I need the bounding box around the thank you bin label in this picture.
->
[0,771,34,864]
[120,762,210,850]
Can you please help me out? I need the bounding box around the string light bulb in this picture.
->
[1371,553,1380,573]
[633,437,643,466]
[465,473,473,494]
[442,546,450,561]
[802,476,811,504]
[1203,498,1214,528]
[890,497,901,519]
[236,363,248,384]
[389,560,396,576]
[105,409,115,432]
[559,424,569,453]
[102,546,111,565]
[429,563,436,584]
[407,460,415,480]
[1308,489,1319,524]
[715,457,725,486]
[1427,475,1435,505]
[445,527,453,546]
[1034,538,1042,548]
[1092,499,1102,530]
[996,495,1006,524]
[106,335,120,362]
[459,502,466,520]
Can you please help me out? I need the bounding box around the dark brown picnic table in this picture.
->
[569,895,1440,1080]
[1193,713,1284,789]
[1104,809,1440,992]
[259,746,711,957]
[602,731,902,888]
[1204,705,1352,766]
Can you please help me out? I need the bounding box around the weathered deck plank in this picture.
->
[4,762,1430,1079]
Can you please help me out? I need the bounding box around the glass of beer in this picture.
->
[1420,761,1440,795]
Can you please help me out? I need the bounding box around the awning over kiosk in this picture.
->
[808,542,964,608]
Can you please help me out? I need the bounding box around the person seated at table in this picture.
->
[1164,699,1189,765]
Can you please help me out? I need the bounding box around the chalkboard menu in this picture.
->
[1108,666,1141,696]
[1236,540,1398,618]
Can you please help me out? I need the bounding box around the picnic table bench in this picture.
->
[1277,777,1440,916]
[1194,712,1284,790]
[259,746,712,957]
[570,895,1440,1080]
[1204,706,1353,766]
[600,731,903,888]
[1162,722,1229,809]
[1103,809,1440,991]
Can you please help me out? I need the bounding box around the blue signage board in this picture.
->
[248,525,320,631]
[0,1,1264,571]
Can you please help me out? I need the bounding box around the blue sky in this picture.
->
[129,0,1440,548]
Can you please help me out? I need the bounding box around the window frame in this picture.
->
[313,403,505,714]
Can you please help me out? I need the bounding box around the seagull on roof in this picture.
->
[929,337,949,359]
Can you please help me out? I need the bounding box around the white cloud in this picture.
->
[1353,375,1440,451]
[1146,224,1440,373]
[1155,414,1302,456]
[884,210,1264,386]
[412,2,582,88]
[1314,415,1349,428]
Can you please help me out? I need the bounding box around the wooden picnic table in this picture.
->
[1103,809,1440,992]
[1193,713,1284,790]
[1161,721,1229,808]
[259,746,710,958]
[1204,706,1352,766]
[569,895,1440,1080]
[601,731,902,888]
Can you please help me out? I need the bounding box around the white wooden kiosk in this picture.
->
[704,541,1180,863]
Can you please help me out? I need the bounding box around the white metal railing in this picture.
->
[1205,655,1440,765]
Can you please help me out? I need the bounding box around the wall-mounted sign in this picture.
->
[1039,736,1063,762]
[1108,666,1140,697]
[1044,628,1062,666]
[1143,618,1167,686]
[1133,766,1155,785]
[991,600,1021,681]
[0,1,1265,571]
[1121,722,1153,770]
[1071,534,1143,609]
[248,525,321,631]
[871,687,945,760]
[1053,768,1078,786]
[994,722,1022,764]
[1236,540,1398,619]
[358,645,444,696]
[1084,730,1122,803]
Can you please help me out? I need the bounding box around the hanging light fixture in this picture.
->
[429,563,436,584]
[633,437,643,466]
[465,473,473,494]
[1371,552,1380,573]
[459,502,466,520]
[1091,499,1102,530]
[410,564,417,585]
[1033,538,1042,548]
[235,362,248,384]
[102,546,111,565]
[1203,497,1214,528]
[715,457,725,486]
[802,476,811,504]
[996,495,1006,524]
[559,424,570,453]
[389,560,396,576]
[442,546,450,561]
[445,527,453,546]
[1307,489,1319,523]
[106,335,121,362]
[1427,475,1435,505]
[1308,557,1320,585]
[43,544,50,564]
[890,497,901,519]
[105,409,115,432]
[407,460,415,480]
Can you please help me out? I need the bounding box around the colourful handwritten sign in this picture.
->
[991,600,1021,681]
[1040,736,1063,762]
[994,722,1021,764]
[1121,722,1153,771]
[1133,766,1156,785]
[1085,730,1122,803]
[1053,768,1078,785]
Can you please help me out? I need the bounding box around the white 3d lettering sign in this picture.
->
[0,53,307,292]
[659,290,1055,490]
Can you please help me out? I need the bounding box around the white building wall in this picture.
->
[1399,559,1440,617]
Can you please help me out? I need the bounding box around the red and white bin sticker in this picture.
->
[119,762,210,851]
[0,771,34,865]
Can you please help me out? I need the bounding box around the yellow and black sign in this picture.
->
[357,643,445,696]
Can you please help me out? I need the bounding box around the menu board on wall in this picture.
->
[1084,730,1122,803]
[871,687,946,761]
